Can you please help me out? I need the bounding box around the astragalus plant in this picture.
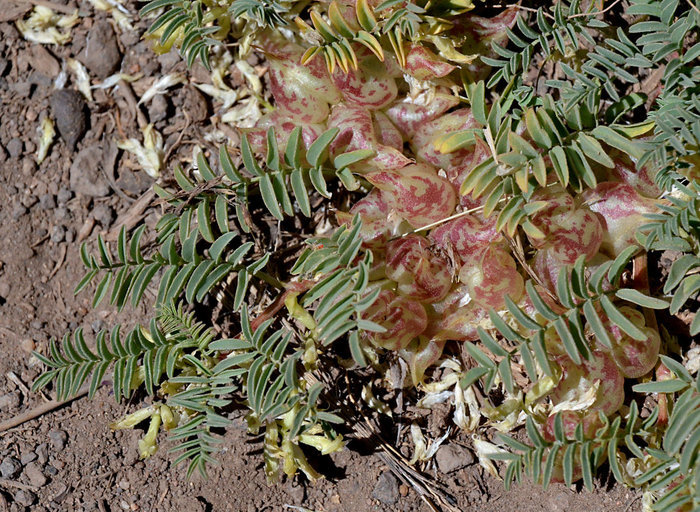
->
[33,0,699,510]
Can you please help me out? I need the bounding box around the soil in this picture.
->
[0,1,641,511]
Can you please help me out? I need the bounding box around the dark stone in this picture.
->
[0,456,21,479]
[14,489,36,507]
[372,471,399,505]
[50,89,87,150]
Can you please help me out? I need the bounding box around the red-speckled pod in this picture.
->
[582,182,661,257]
[385,234,453,302]
[550,350,625,416]
[328,104,411,171]
[429,213,501,266]
[403,44,456,81]
[411,109,480,172]
[459,245,524,310]
[332,46,398,110]
[367,163,457,227]
[384,92,460,139]
[362,289,428,350]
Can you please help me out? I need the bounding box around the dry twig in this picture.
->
[0,381,99,434]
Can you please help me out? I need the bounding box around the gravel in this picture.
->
[6,138,22,158]
[50,225,66,243]
[39,193,56,210]
[48,430,67,451]
[436,444,475,474]
[14,489,36,507]
[50,89,88,150]
[79,21,121,78]
[69,144,110,197]
[372,471,399,505]
[0,456,21,479]
[56,187,73,204]
[24,462,47,487]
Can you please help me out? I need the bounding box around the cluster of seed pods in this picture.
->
[248,7,664,433]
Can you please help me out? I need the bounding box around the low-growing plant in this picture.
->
[31,0,699,510]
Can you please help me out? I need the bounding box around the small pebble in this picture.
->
[21,193,38,208]
[22,159,37,175]
[79,21,121,79]
[51,482,68,502]
[435,444,475,474]
[91,203,115,228]
[57,187,72,204]
[14,489,36,507]
[50,225,66,243]
[0,456,21,479]
[24,140,36,153]
[23,462,47,488]
[91,319,105,333]
[65,228,75,244]
[36,444,48,465]
[372,471,399,505]
[54,206,69,221]
[50,89,87,150]
[147,94,169,122]
[45,465,58,476]
[11,204,27,220]
[6,138,22,158]
[48,430,67,450]
[39,194,56,210]
[0,392,20,410]
[21,338,35,353]
[19,451,37,465]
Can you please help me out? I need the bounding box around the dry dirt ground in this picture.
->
[0,1,641,510]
